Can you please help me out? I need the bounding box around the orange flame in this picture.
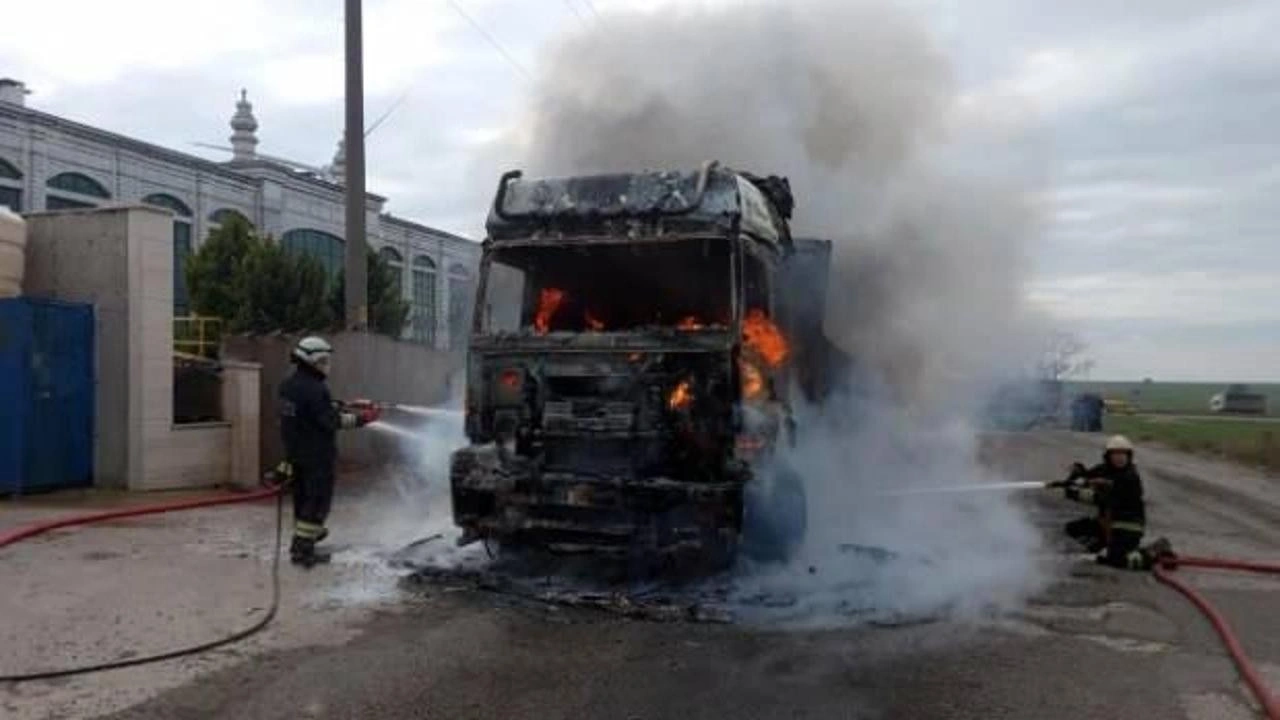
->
[739,360,764,400]
[668,378,694,410]
[676,315,705,330]
[742,309,789,368]
[534,288,566,334]
[585,310,605,331]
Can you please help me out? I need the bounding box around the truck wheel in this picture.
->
[741,465,807,564]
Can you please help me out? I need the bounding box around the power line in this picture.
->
[366,91,410,138]
[444,0,533,82]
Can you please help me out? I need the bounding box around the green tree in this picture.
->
[185,213,254,320]
[328,249,411,338]
[185,218,335,334]
[235,241,335,333]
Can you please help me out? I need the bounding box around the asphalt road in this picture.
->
[32,433,1280,719]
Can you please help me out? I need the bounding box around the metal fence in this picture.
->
[174,315,223,359]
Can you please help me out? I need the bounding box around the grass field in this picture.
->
[1104,414,1280,470]
[1068,381,1280,417]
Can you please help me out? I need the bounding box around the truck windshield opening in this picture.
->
[481,240,732,334]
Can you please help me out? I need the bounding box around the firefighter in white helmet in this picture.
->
[1055,435,1171,569]
[278,336,380,567]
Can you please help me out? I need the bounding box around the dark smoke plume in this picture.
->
[486,0,1052,622]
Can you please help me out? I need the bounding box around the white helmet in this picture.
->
[292,336,333,376]
[1105,435,1134,453]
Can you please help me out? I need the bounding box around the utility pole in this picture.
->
[344,0,368,330]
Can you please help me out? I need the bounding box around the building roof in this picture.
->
[228,158,385,203]
[0,97,389,203]
[381,212,476,246]
[0,90,476,244]
[0,102,257,186]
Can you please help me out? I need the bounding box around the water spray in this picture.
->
[366,420,423,442]
[876,480,1047,498]
[392,405,465,419]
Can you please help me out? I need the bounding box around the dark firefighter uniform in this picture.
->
[278,336,378,567]
[1060,435,1170,570]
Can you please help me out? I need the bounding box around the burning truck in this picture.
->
[450,161,850,566]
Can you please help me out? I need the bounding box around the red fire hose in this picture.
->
[0,486,280,547]
[0,485,284,682]
[1154,555,1280,720]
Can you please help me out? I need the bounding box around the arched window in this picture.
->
[282,228,345,280]
[46,172,110,210]
[145,193,196,314]
[0,157,20,212]
[378,246,405,300]
[410,255,437,345]
[447,263,474,349]
[47,172,110,198]
[208,207,252,227]
[143,193,193,217]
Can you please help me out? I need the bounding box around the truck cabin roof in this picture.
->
[484,162,793,252]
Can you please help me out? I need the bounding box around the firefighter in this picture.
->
[1057,435,1171,569]
[278,336,380,568]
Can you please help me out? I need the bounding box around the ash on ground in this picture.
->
[390,538,948,628]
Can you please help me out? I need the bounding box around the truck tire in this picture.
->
[741,464,807,564]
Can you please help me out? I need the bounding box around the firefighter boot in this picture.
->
[290,536,332,568]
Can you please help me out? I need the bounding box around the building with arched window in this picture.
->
[378,246,404,297]
[143,193,195,314]
[410,255,437,344]
[46,171,111,210]
[0,80,479,347]
[281,228,345,279]
[0,156,21,211]
[208,207,253,229]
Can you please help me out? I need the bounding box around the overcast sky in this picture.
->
[4,0,1278,381]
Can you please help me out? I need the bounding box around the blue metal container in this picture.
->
[0,297,95,494]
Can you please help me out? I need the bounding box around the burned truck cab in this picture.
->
[450,161,805,562]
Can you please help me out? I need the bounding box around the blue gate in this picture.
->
[0,298,95,494]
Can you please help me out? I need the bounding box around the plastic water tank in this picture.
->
[0,206,25,298]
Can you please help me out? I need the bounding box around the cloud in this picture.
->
[3,0,1279,380]
[1029,270,1280,324]
[1077,319,1280,383]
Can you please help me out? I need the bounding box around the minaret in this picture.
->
[229,89,259,162]
[330,137,346,185]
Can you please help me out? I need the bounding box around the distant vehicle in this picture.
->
[1209,384,1267,415]
[1103,397,1137,415]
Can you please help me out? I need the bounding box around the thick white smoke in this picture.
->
[486,0,1051,622]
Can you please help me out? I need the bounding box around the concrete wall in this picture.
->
[222,361,262,490]
[224,332,464,471]
[23,206,260,490]
[24,208,133,486]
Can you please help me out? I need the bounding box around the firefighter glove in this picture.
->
[356,405,381,427]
